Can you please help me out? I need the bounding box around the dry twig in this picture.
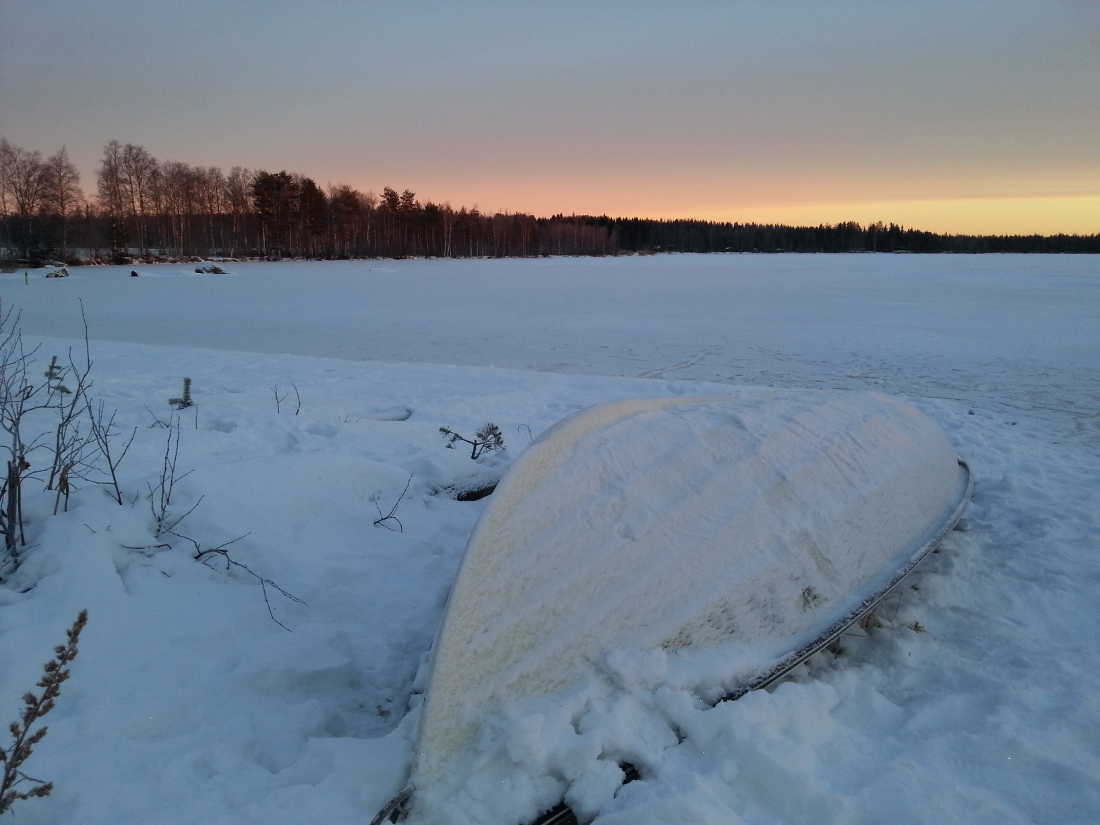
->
[373,475,413,532]
[182,531,305,631]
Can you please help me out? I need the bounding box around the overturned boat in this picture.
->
[376,390,971,824]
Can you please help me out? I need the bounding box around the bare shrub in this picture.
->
[84,400,137,506]
[148,419,199,539]
[0,304,52,568]
[45,304,95,494]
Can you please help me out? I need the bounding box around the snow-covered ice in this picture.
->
[0,254,1097,824]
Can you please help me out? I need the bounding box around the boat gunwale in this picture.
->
[724,457,973,702]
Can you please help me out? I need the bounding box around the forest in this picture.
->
[2,137,1098,265]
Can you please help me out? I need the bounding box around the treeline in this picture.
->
[596,217,1100,254]
[1,137,1097,264]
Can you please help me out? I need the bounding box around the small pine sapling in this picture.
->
[0,609,88,814]
[476,423,504,453]
[43,356,70,394]
[439,422,504,460]
[169,377,193,410]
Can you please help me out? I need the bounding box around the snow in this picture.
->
[412,392,968,803]
[0,254,1097,825]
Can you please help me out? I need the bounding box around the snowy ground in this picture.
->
[0,254,1097,824]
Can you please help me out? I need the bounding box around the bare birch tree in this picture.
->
[6,145,46,260]
[96,140,127,255]
[120,143,157,255]
[42,148,82,261]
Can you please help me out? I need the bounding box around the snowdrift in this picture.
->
[391,390,971,821]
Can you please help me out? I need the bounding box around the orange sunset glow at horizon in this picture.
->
[3,0,1099,239]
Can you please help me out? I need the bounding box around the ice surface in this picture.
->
[0,254,1097,825]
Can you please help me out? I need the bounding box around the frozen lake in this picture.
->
[9,254,1099,423]
[2,253,1098,825]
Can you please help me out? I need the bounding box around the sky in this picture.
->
[2,0,1098,234]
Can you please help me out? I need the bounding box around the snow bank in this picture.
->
[408,391,968,821]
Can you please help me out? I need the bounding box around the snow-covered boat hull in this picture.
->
[387,390,970,820]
